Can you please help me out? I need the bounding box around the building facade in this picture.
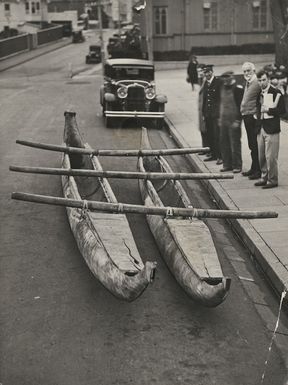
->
[0,0,49,30]
[138,0,274,53]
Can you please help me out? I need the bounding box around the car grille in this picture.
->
[126,87,145,111]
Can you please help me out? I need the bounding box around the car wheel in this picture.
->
[105,116,114,128]
[155,118,164,130]
[154,105,164,129]
[104,102,113,128]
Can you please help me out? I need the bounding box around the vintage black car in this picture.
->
[72,29,85,43]
[86,45,101,64]
[100,58,167,128]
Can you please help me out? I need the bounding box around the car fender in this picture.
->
[100,86,105,105]
[104,93,116,103]
[155,94,168,104]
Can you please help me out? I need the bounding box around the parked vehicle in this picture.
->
[72,29,85,43]
[86,45,101,64]
[107,24,144,59]
[100,58,167,128]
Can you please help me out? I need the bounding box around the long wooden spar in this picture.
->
[16,139,210,157]
[11,192,278,219]
[10,165,234,180]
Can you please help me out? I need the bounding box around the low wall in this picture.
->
[0,34,30,59]
[0,25,63,60]
[37,25,63,46]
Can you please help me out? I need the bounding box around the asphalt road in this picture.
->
[0,35,287,385]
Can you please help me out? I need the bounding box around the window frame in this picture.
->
[31,1,36,14]
[252,0,268,30]
[4,3,11,15]
[153,6,168,36]
[36,1,40,14]
[203,2,218,32]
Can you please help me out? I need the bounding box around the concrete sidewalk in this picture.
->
[156,66,288,301]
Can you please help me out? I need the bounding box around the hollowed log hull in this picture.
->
[138,128,230,307]
[62,112,156,301]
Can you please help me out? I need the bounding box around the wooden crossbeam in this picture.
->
[10,165,234,180]
[11,192,278,219]
[16,140,210,157]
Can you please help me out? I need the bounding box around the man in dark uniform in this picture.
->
[202,65,222,163]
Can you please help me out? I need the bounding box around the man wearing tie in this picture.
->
[240,62,261,179]
[202,65,222,164]
[254,70,285,188]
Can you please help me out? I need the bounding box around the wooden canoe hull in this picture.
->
[61,112,156,301]
[63,194,155,301]
[138,127,230,307]
[139,180,230,307]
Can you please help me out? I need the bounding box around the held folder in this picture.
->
[263,93,281,119]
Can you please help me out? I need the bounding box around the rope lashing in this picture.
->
[192,207,199,218]
[80,199,89,220]
[82,199,89,210]
[118,203,124,213]
[188,205,195,221]
[166,207,173,217]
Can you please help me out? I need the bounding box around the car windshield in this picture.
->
[106,65,154,81]
[90,46,100,52]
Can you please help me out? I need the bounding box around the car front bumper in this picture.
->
[105,111,165,119]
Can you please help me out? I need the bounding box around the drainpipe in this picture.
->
[182,0,186,51]
[145,0,153,61]
[98,0,105,74]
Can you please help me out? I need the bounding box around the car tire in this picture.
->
[105,116,114,128]
[155,118,164,130]
[154,104,165,129]
[104,102,113,128]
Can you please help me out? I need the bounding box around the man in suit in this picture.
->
[254,70,285,189]
[197,63,209,154]
[240,62,261,180]
[202,65,222,164]
[219,71,244,173]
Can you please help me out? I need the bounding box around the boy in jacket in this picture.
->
[254,70,286,189]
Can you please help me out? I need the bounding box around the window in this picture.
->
[154,7,167,35]
[31,1,35,14]
[36,2,40,14]
[203,2,218,31]
[252,0,268,29]
[25,2,29,13]
[4,3,10,15]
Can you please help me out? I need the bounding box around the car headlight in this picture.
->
[117,86,128,99]
[145,87,156,100]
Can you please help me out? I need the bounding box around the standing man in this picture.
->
[240,62,261,179]
[197,64,209,154]
[187,55,199,91]
[202,65,222,164]
[219,71,244,173]
[254,70,285,189]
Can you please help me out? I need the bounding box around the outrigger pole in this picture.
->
[11,192,278,219]
[16,140,210,157]
[10,165,234,180]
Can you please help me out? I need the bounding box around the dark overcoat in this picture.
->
[202,77,222,118]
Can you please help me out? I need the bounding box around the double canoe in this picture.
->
[62,112,156,301]
[138,127,231,307]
